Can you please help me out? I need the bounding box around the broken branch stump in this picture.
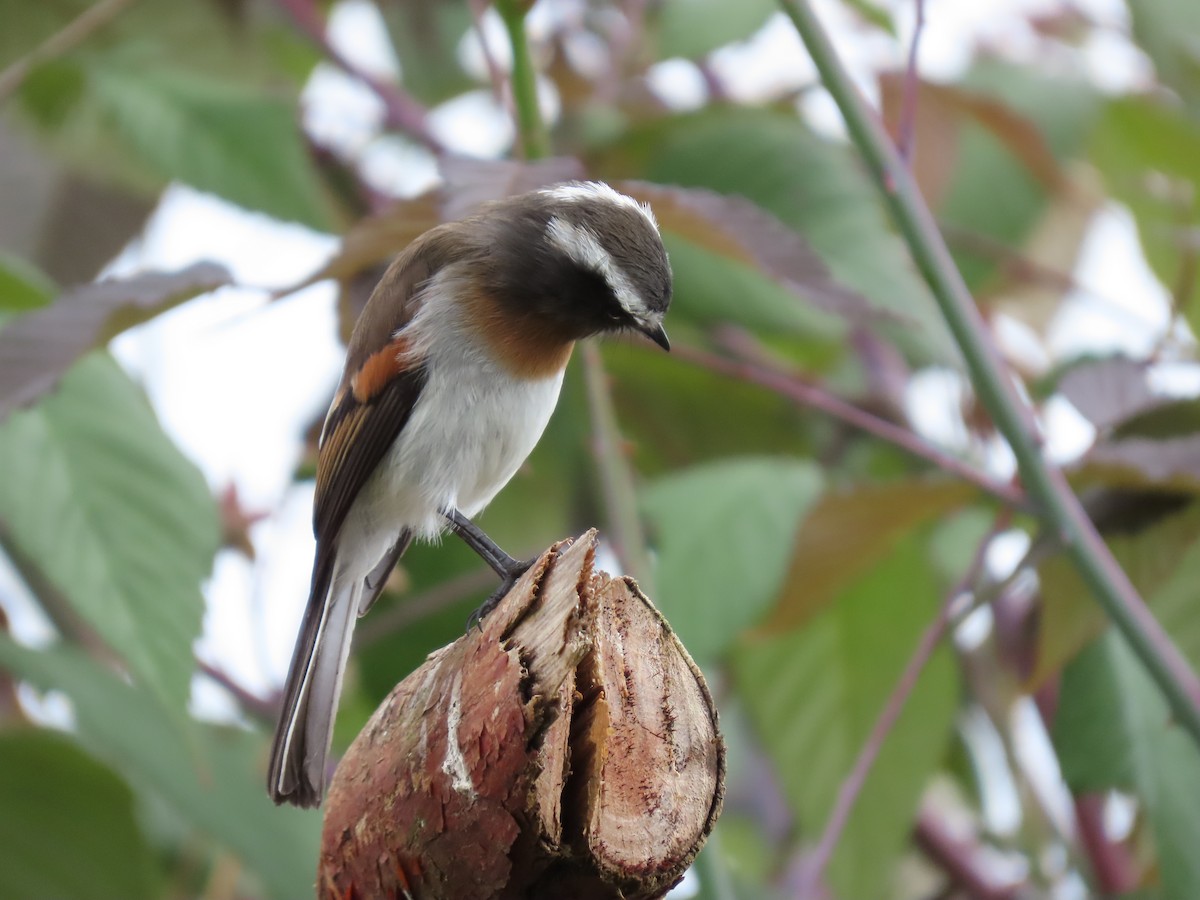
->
[318,530,725,899]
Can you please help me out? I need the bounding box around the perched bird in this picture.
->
[268,181,672,807]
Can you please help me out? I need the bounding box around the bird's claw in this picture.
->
[465,558,534,633]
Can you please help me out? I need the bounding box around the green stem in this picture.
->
[581,344,654,591]
[493,2,655,587]
[495,0,549,160]
[779,0,1200,745]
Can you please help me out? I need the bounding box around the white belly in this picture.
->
[337,352,564,572]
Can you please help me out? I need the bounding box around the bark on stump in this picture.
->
[318,530,725,899]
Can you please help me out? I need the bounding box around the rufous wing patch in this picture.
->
[351,336,414,403]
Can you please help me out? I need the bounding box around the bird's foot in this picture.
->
[466,558,534,632]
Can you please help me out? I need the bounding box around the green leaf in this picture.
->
[0,253,54,314]
[0,353,218,711]
[936,62,1099,294]
[0,729,157,900]
[0,0,307,84]
[652,0,776,59]
[1091,96,1200,330]
[1034,502,1200,685]
[1128,0,1200,110]
[624,109,956,364]
[765,479,975,631]
[89,61,333,230]
[0,637,321,900]
[605,344,817,474]
[844,0,896,35]
[662,235,847,339]
[621,181,884,335]
[734,534,958,899]
[1142,521,1200,670]
[378,3,473,105]
[1055,631,1200,898]
[1114,399,1200,440]
[641,457,823,661]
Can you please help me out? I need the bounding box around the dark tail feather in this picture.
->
[267,553,361,807]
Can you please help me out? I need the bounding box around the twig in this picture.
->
[581,343,655,588]
[494,0,652,584]
[696,60,731,102]
[468,0,506,104]
[896,0,925,165]
[913,807,1022,900]
[1033,682,1140,893]
[795,509,1010,896]
[672,341,1029,511]
[1074,793,1139,893]
[495,0,550,159]
[780,0,1200,747]
[196,659,275,724]
[0,517,111,659]
[271,0,444,154]
[0,0,137,103]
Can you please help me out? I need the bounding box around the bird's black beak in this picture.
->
[638,321,671,352]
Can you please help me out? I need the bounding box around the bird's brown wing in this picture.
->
[310,226,465,596]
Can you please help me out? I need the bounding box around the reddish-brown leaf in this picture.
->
[438,155,585,220]
[761,478,975,632]
[619,181,891,325]
[1057,356,1165,432]
[880,75,1066,207]
[0,263,231,420]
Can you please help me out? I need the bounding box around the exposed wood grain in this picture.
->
[318,531,724,899]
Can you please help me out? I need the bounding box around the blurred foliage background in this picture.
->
[2,0,1200,897]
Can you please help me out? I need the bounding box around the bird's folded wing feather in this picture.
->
[312,228,464,565]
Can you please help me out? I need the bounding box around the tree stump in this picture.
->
[318,530,725,899]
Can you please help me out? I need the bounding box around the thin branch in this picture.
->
[271,0,444,154]
[913,807,1022,900]
[468,0,507,104]
[493,0,653,585]
[581,343,655,588]
[0,517,112,660]
[780,0,1200,747]
[0,0,137,103]
[672,341,1029,511]
[1074,793,1139,893]
[1033,681,1141,892]
[196,659,275,724]
[896,0,925,165]
[795,510,1010,896]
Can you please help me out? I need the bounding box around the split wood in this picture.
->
[319,530,726,899]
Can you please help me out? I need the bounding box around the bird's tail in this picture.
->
[267,555,362,808]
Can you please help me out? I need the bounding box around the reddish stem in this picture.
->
[673,342,1028,511]
[272,0,444,153]
[795,510,1012,896]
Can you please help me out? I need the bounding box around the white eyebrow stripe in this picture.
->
[542,181,659,232]
[546,216,650,319]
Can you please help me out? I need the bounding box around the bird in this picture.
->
[267,181,673,807]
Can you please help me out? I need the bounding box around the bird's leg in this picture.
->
[443,509,533,627]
